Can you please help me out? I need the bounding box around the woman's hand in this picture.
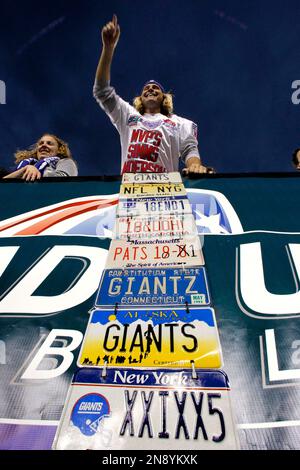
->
[21,165,42,182]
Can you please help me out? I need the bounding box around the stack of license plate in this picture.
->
[118,172,191,218]
[53,172,239,450]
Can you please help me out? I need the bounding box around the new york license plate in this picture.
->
[120,183,186,198]
[117,196,192,217]
[78,307,222,369]
[114,214,197,241]
[53,368,239,450]
[122,172,182,184]
[95,267,210,307]
[105,237,204,269]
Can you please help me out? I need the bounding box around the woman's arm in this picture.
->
[2,166,41,181]
[42,159,78,177]
[3,168,26,179]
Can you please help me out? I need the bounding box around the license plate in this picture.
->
[105,237,204,269]
[120,183,186,198]
[53,368,239,450]
[122,172,182,184]
[117,196,192,217]
[78,307,221,369]
[95,267,210,307]
[114,214,197,241]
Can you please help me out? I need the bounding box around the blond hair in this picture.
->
[14,134,72,164]
[133,93,174,116]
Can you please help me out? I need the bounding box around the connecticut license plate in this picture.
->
[120,183,186,198]
[122,172,182,184]
[114,214,197,241]
[117,196,192,217]
[95,267,210,307]
[105,236,204,269]
[53,368,239,450]
[78,307,222,369]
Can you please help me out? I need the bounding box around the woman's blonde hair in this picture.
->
[133,93,174,116]
[14,134,72,164]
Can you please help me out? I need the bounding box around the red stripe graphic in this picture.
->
[16,200,118,235]
[0,198,118,235]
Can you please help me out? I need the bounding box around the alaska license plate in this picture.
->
[122,172,182,184]
[53,368,239,450]
[114,214,197,241]
[120,183,186,198]
[95,267,210,307]
[105,237,204,269]
[78,307,221,369]
[117,196,192,217]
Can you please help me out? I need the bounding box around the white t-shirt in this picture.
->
[93,83,200,173]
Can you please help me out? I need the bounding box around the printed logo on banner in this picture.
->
[0,190,242,237]
[105,237,204,269]
[95,267,210,307]
[0,195,119,237]
[53,368,238,450]
[71,393,110,436]
[187,189,243,235]
[78,307,222,369]
[114,214,197,241]
[120,183,186,198]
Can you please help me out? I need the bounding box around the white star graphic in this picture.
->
[194,211,230,234]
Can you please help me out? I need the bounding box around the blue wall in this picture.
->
[0,0,300,175]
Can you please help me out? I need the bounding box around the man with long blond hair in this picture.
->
[4,134,78,181]
[94,15,211,175]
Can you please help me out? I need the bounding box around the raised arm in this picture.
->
[95,14,120,88]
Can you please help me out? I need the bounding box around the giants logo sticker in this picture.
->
[70,393,110,437]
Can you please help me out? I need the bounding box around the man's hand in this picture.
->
[183,157,215,176]
[102,14,120,50]
[21,166,42,182]
[185,162,208,174]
